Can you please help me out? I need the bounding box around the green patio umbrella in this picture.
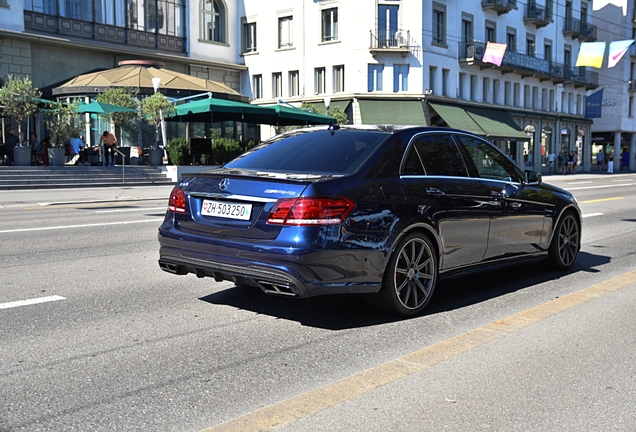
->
[168,97,277,123]
[76,101,137,114]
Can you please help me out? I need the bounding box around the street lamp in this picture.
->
[151,77,167,150]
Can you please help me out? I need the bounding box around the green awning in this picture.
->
[429,102,528,141]
[358,99,426,125]
[429,102,485,135]
[464,106,528,140]
[308,100,352,113]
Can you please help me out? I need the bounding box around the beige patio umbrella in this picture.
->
[52,60,243,99]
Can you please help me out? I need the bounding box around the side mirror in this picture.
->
[524,170,542,185]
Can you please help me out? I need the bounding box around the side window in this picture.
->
[402,147,425,175]
[410,134,469,177]
[458,135,521,182]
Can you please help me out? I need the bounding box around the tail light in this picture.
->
[267,197,355,226]
[168,187,186,214]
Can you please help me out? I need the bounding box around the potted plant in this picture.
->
[44,100,86,166]
[141,92,175,166]
[0,75,41,165]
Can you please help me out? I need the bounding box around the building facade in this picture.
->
[0,0,247,146]
[239,0,601,173]
[591,1,636,172]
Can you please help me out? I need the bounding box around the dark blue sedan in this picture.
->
[158,126,581,316]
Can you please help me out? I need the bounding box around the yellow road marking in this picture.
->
[580,197,624,204]
[203,269,636,432]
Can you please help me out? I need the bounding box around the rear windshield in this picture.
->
[225,130,389,174]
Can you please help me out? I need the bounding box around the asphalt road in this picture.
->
[1,174,635,431]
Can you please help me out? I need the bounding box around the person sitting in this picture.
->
[39,137,50,166]
[29,132,45,165]
[66,133,84,166]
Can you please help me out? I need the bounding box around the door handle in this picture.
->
[426,188,445,197]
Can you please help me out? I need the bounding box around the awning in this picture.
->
[463,106,528,140]
[358,99,427,125]
[429,102,528,141]
[307,99,352,113]
[428,102,484,135]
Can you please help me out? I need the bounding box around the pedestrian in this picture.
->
[0,128,19,165]
[572,151,578,174]
[66,133,83,165]
[548,150,556,174]
[557,151,565,174]
[567,151,574,174]
[100,130,117,166]
[607,151,614,173]
[596,150,603,171]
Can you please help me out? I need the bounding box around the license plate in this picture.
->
[201,199,252,221]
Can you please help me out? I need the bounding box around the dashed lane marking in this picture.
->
[0,295,66,310]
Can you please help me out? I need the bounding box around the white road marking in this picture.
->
[94,207,166,213]
[566,181,592,184]
[566,183,635,191]
[0,218,163,234]
[0,295,66,310]
[582,213,604,218]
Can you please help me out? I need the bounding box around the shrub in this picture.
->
[166,137,189,165]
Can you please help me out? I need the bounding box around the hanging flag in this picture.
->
[482,42,507,67]
[608,39,635,68]
[585,88,604,118]
[575,42,606,68]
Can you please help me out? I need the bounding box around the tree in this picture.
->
[274,103,348,136]
[141,92,176,149]
[96,87,139,144]
[45,100,87,148]
[0,75,42,144]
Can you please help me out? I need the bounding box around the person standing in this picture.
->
[596,150,603,171]
[548,150,556,174]
[567,151,575,174]
[557,151,565,174]
[100,130,117,166]
[1,129,19,165]
[607,151,614,173]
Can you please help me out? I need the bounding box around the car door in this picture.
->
[456,134,549,261]
[399,133,492,270]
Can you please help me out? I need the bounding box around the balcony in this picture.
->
[24,11,186,54]
[369,30,421,57]
[524,5,551,28]
[563,17,597,42]
[481,0,517,15]
[459,41,598,90]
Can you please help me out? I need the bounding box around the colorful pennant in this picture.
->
[575,42,606,68]
[482,42,507,67]
[608,40,635,68]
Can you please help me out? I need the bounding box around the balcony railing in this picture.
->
[24,11,186,54]
[524,5,551,28]
[369,29,421,57]
[563,17,597,42]
[481,0,517,15]
[459,41,598,89]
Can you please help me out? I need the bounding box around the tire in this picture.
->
[374,233,438,317]
[546,212,580,271]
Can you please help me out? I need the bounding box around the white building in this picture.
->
[591,1,636,171]
[239,0,601,173]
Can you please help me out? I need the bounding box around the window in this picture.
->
[485,21,496,43]
[432,3,446,45]
[25,0,56,14]
[321,7,338,42]
[333,65,344,93]
[377,3,399,47]
[630,96,634,117]
[504,81,512,105]
[252,74,263,99]
[315,67,326,94]
[406,134,468,177]
[94,0,127,26]
[272,72,282,98]
[289,71,299,97]
[278,15,293,48]
[393,64,408,92]
[429,66,437,94]
[442,68,450,97]
[242,21,257,53]
[544,42,553,63]
[368,64,384,92]
[493,79,500,104]
[59,0,93,21]
[483,78,491,103]
[526,35,535,57]
[459,135,520,182]
[506,28,516,52]
[201,0,226,42]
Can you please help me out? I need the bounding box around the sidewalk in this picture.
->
[0,185,176,207]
